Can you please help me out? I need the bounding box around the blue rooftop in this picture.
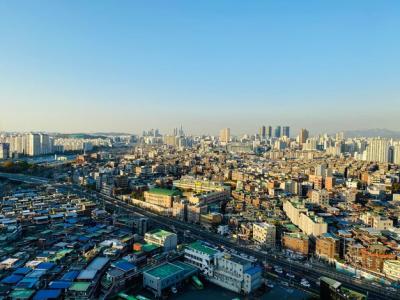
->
[33,289,62,300]
[49,280,72,289]
[66,218,77,224]
[245,265,262,276]
[113,260,136,272]
[1,274,23,284]
[61,270,80,281]
[26,269,47,278]
[16,277,39,289]
[78,236,90,242]
[37,262,56,270]
[13,267,32,275]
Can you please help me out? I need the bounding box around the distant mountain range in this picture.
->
[54,132,132,139]
[344,129,400,139]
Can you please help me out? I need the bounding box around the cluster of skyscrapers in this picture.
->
[258,125,291,139]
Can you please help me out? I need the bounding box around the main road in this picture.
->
[0,172,50,185]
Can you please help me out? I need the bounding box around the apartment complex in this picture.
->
[283,198,328,236]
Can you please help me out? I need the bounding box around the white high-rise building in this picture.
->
[393,144,400,165]
[10,135,26,154]
[39,133,52,155]
[26,133,41,156]
[365,139,391,163]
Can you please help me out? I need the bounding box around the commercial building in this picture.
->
[143,261,197,297]
[259,126,266,139]
[267,126,272,138]
[220,128,230,144]
[252,223,276,248]
[299,128,309,144]
[184,241,262,294]
[184,240,221,276]
[143,188,182,208]
[144,229,177,251]
[212,253,262,294]
[274,126,281,138]
[282,126,290,138]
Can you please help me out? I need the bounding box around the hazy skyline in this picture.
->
[1,1,399,135]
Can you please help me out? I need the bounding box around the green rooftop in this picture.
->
[186,241,218,256]
[341,287,366,300]
[146,229,175,239]
[10,289,35,299]
[148,188,181,197]
[69,282,91,292]
[320,276,340,287]
[146,263,183,279]
[283,224,300,232]
[142,243,160,252]
[173,261,197,273]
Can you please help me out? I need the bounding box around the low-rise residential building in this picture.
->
[310,189,330,206]
[360,245,396,273]
[282,232,309,255]
[316,233,340,262]
[383,260,400,281]
[252,223,276,248]
[360,212,393,230]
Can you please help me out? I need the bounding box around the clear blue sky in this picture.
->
[0,1,399,135]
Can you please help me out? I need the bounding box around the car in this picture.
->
[286,273,295,278]
[371,282,380,287]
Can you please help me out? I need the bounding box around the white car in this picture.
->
[301,279,310,288]
[286,273,295,278]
